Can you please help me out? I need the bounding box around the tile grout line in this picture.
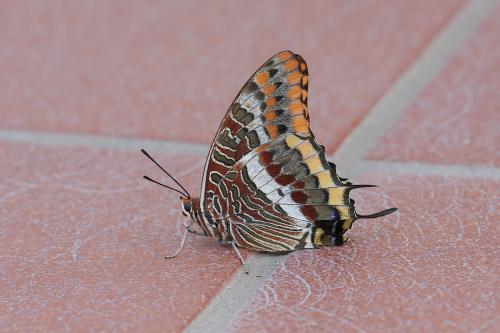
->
[333,0,500,179]
[184,1,499,332]
[2,128,498,179]
[362,160,500,179]
[0,129,210,156]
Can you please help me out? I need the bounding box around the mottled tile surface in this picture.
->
[3,1,499,332]
[370,4,500,166]
[229,173,499,333]
[0,0,464,152]
[0,143,244,332]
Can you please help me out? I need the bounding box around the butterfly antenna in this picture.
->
[141,149,191,198]
[143,176,188,198]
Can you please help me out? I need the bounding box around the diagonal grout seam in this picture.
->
[333,0,500,179]
[184,1,500,332]
[362,160,500,179]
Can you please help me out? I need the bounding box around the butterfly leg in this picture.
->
[187,229,208,237]
[165,226,209,259]
[231,242,249,274]
[165,228,189,259]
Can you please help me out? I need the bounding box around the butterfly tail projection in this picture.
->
[356,207,398,219]
[325,206,397,247]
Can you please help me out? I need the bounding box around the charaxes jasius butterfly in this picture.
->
[142,51,397,272]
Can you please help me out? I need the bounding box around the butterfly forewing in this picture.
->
[200,51,310,209]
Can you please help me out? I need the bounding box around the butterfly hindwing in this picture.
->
[218,133,359,250]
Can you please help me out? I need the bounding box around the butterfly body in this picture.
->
[144,51,397,261]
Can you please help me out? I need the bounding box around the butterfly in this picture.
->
[142,51,397,272]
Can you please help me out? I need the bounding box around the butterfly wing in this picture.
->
[200,51,310,211]
[200,51,395,252]
[214,133,362,251]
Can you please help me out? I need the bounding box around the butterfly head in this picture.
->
[180,196,194,217]
[179,196,212,236]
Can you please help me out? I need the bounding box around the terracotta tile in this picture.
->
[0,0,464,152]
[230,173,499,332]
[370,4,500,166]
[0,143,246,332]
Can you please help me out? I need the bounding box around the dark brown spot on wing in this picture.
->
[291,191,308,204]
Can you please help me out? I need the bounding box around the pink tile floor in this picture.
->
[0,144,244,331]
[0,0,464,152]
[370,4,500,167]
[230,174,499,332]
[1,1,499,332]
